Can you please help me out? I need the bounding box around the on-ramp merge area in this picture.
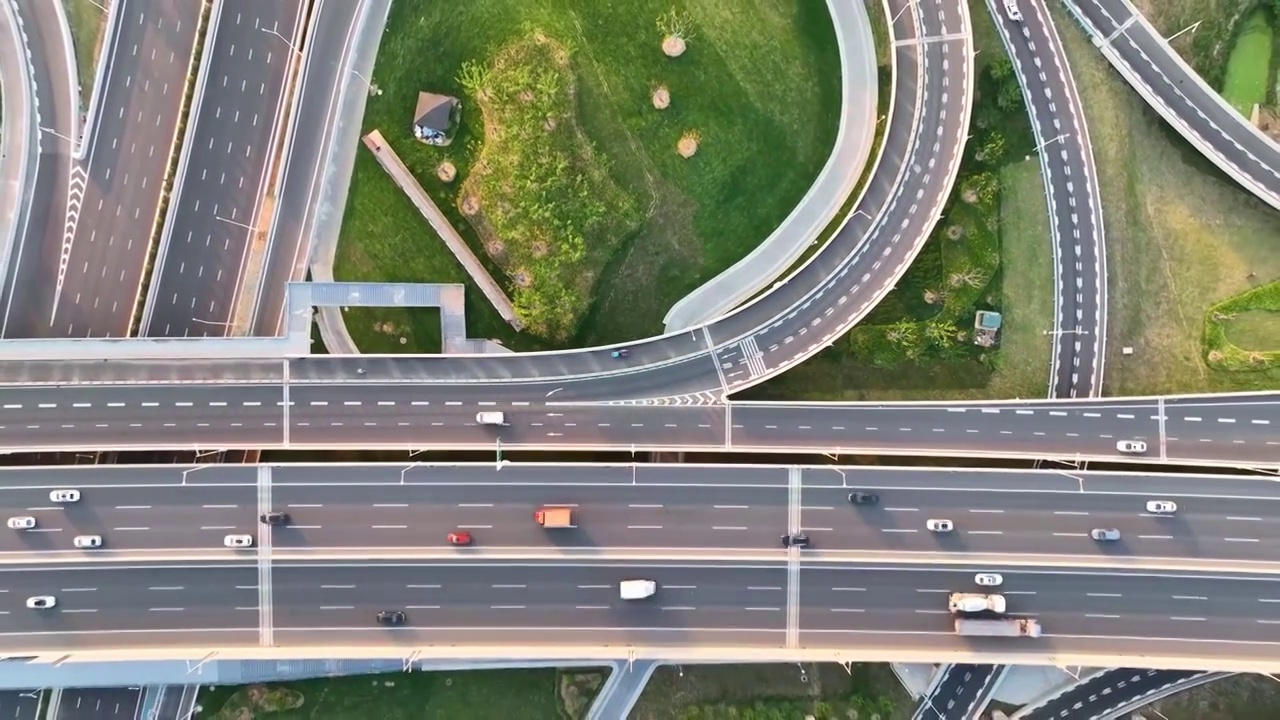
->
[4,0,201,338]
[142,0,307,337]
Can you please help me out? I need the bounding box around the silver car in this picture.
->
[1091,528,1121,541]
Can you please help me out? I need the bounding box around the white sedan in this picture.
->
[926,519,954,533]
[6,516,35,530]
[974,573,1004,587]
[1145,500,1178,514]
[25,596,56,610]
[49,489,80,503]
[224,534,254,548]
[1116,440,1148,454]
[73,535,102,549]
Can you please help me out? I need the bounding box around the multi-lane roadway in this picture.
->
[0,381,1270,465]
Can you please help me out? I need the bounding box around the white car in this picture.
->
[475,411,508,426]
[974,573,1004,587]
[223,534,254,548]
[619,579,657,600]
[1002,0,1023,21]
[73,535,102,549]
[926,518,954,533]
[1116,440,1148,454]
[6,516,35,530]
[25,596,56,610]
[49,489,80,503]
[1145,500,1177,514]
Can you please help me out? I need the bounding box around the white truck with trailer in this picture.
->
[954,617,1042,637]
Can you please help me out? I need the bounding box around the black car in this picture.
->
[259,511,290,526]
[848,492,880,505]
[376,610,407,626]
[781,533,811,548]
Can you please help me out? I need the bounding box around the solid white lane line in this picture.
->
[882,529,917,534]
[1086,613,1120,619]
[968,509,1003,514]
[1052,532,1085,537]
[457,503,493,508]
[661,606,696,611]
[712,526,748,530]
[747,586,782,591]
[61,588,97,592]
[456,524,492,529]
[802,506,834,511]
[803,527,833,532]
[1087,593,1122,597]
[148,586,184,591]
[627,525,663,530]
[1004,591,1037,596]
[1228,517,1263,522]
[200,526,236,530]
[405,605,441,609]
[148,607,185,612]
[829,608,865,613]
[1053,511,1089,516]
[202,505,238,509]
[371,525,407,530]
[916,589,949,593]
[1225,538,1261,543]
[714,505,749,509]
[914,609,948,614]
[113,527,149,531]
[490,605,525,609]
[966,530,1003,535]
[1170,616,1206,622]
[832,587,866,592]
[745,607,780,612]
[665,585,697,590]
[1138,534,1173,540]
[406,584,442,589]
[575,605,609,610]
[115,505,152,510]
[885,507,918,512]
[288,504,323,508]
[320,605,354,610]
[492,584,526,589]
[1172,595,1207,601]
[321,585,355,589]
[629,504,663,509]
[372,503,408,508]
[62,609,97,614]
[577,585,610,589]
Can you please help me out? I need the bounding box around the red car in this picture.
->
[446,531,473,546]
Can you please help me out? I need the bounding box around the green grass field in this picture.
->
[62,0,108,109]
[1050,1,1280,395]
[336,0,840,351]
[1225,309,1280,350]
[195,669,568,720]
[1220,7,1274,115]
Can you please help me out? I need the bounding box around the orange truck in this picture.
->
[534,506,574,528]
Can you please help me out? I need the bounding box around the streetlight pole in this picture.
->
[259,26,301,57]
[1033,133,1070,154]
[214,214,254,231]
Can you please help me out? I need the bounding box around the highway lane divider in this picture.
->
[6,548,1280,575]
[9,640,1280,675]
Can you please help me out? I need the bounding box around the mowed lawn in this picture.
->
[63,0,109,108]
[334,0,841,352]
[1220,7,1274,115]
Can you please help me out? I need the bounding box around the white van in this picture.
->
[620,579,657,600]
[1002,0,1023,22]
[476,411,508,426]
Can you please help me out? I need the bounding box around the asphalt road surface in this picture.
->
[0,384,1270,463]
[4,560,1280,663]
[0,690,41,720]
[143,0,307,337]
[55,688,142,720]
[3,464,1280,563]
[1017,668,1210,720]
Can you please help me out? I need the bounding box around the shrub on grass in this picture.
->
[1202,280,1280,371]
[458,32,642,341]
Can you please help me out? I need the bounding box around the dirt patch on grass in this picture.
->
[209,685,304,720]
[558,670,607,719]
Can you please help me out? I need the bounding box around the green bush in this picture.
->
[1203,280,1280,371]
[458,32,642,340]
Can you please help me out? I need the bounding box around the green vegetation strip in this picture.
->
[62,0,107,110]
[1204,280,1280,371]
[1220,7,1274,115]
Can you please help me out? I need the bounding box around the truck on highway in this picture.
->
[954,617,1042,637]
[620,579,657,600]
[534,506,574,528]
[948,593,1007,614]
